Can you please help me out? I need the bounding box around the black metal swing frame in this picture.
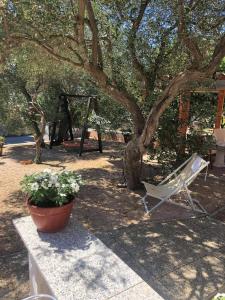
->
[49,94,103,156]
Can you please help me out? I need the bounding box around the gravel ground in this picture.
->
[1,142,225,299]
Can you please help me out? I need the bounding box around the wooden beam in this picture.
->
[178,93,190,155]
[215,90,225,129]
[178,94,190,136]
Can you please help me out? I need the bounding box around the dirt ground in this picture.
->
[1,142,225,299]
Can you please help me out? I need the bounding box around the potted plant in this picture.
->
[212,294,225,300]
[21,169,83,233]
[0,136,5,156]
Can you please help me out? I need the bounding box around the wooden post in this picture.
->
[79,98,92,156]
[178,94,190,136]
[215,90,225,129]
[93,97,103,154]
[178,93,190,155]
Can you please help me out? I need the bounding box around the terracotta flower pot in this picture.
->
[27,200,74,233]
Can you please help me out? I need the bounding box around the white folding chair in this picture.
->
[142,153,209,214]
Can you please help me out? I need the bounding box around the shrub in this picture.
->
[0,136,5,144]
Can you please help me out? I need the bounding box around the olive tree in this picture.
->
[1,0,225,188]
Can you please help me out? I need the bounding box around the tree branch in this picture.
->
[85,63,145,134]
[11,35,83,68]
[140,70,209,148]
[178,0,203,68]
[203,34,225,74]
[77,0,88,61]
[148,24,177,91]
[128,0,150,98]
[85,0,103,68]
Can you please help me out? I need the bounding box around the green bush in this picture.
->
[0,136,5,144]
[147,93,216,173]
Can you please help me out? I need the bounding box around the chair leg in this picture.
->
[148,198,167,214]
[141,195,149,213]
[185,187,195,210]
[184,186,207,214]
[193,199,208,214]
[141,195,168,214]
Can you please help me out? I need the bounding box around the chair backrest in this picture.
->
[171,153,208,187]
[214,129,225,146]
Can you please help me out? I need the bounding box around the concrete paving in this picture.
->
[97,217,225,300]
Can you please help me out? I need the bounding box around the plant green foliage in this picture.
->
[0,136,5,143]
[98,94,133,131]
[148,93,217,171]
[219,58,225,72]
[89,111,111,132]
[21,169,83,207]
[212,294,225,300]
[2,0,224,109]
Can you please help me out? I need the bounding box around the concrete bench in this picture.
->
[14,216,163,300]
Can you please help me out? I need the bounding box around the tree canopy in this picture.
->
[0,0,224,188]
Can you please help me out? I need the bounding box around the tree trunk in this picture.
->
[124,137,144,189]
[33,115,46,164]
[34,137,42,164]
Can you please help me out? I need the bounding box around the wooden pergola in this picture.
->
[178,73,225,137]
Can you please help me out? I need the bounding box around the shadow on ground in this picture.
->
[97,217,225,300]
[0,191,29,300]
[5,141,124,164]
[2,143,225,299]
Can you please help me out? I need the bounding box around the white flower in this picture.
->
[31,182,39,191]
[50,175,58,184]
[41,182,49,189]
[71,182,79,193]
[59,193,66,197]
[48,176,58,188]
[43,168,52,173]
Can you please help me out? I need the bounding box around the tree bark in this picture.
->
[34,136,42,164]
[85,64,145,135]
[33,115,46,164]
[124,137,144,189]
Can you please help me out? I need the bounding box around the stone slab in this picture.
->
[99,217,225,278]
[157,254,225,300]
[13,216,162,300]
[109,282,164,300]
